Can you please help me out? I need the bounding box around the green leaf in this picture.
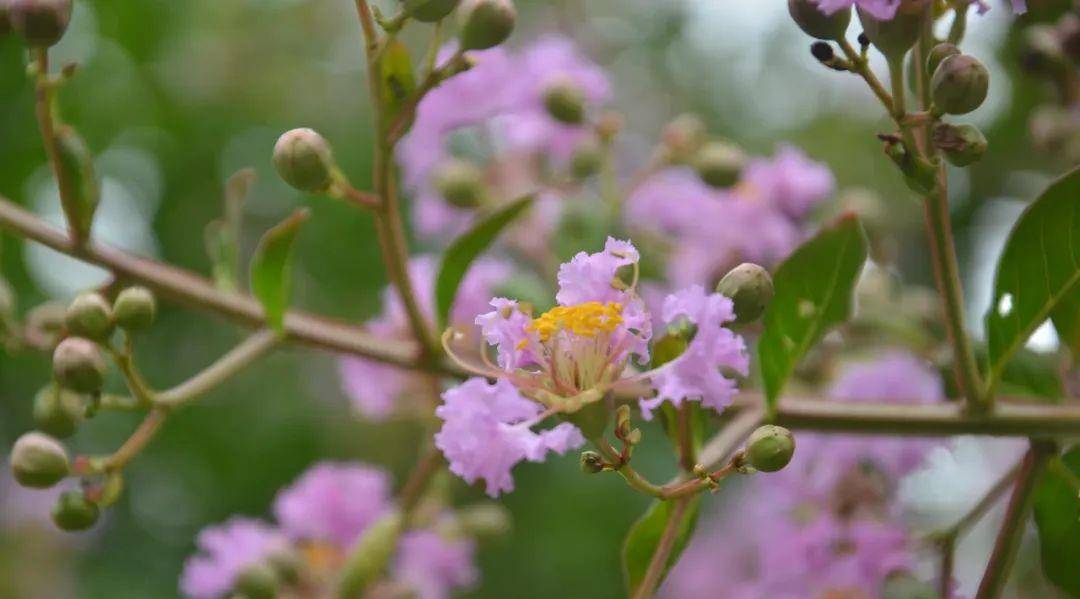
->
[435,195,534,330]
[379,39,416,122]
[972,346,1063,402]
[250,209,310,332]
[622,497,701,596]
[758,214,868,416]
[206,168,256,292]
[986,167,1080,388]
[1034,446,1080,596]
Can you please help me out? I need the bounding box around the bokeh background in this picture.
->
[0,0,1075,597]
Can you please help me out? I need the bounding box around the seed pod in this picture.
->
[272,128,337,193]
[403,0,459,22]
[9,0,71,47]
[459,0,515,51]
[787,0,850,41]
[54,125,100,241]
[931,54,989,115]
[932,122,987,167]
[716,263,774,324]
[543,80,586,125]
[112,286,157,331]
[745,425,795,473]
[693,141,745,189]
[33,384,85,439]
[234,563,280,599]
[579,450,604,474]
[10,431,69,488]
[65,292,113,342]
[51,489,99,531]
[925,42,960,78]
[52,336,106,393]
[434,159,485,208]
[857,0,930,60]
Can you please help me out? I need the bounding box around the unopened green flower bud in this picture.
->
[112,286,157,331]
[52,337,106,393]
[787,0,850,41]
[65,292,113,342]
[693,141,745,189]
[615,404,632,437]
[273,128,337,193]
[51,489,99,531]
[10,0,71,47]
[457,502,512,537]
[459,0,515,51]
[234,562,280,599]
[932,123,987,167]
[11,431,69,488]
[434,159,485,208]
[579,450,604,474]
[716,263,774,324]
[745,425,795,473]
[925,42,959,78]
[662,113,707,161]
[33,384,85,439]
[570,140,603,179]
[857,0,929,59]
[543,80,586,125]
[931,54,989,115]
[403,0,459,22]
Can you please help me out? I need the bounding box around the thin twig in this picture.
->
[632,497,691,599]
[155,329,282,408]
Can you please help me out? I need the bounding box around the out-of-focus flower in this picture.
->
[339,256,509,420]
[626,145,833,289]
[180,518,289,599]
[272,462,392,547]
[813,0,1023,19]
[440,239,747,494]
[393,530,478,599]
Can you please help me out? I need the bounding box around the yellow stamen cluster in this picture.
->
[526,301,624,342]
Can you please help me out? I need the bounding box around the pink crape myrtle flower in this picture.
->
[180,518,290,599]
[438,238,748,495]
[272,462,392,547]
[393,530,479,599]
[815,0,1024,18]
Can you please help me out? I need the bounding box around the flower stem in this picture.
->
[631,497,691,599]
[155,329,281,408]
[837,39,894,115]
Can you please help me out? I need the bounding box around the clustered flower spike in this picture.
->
[438,238,748,495]
[272,462,392,547]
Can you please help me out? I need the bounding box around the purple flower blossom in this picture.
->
[641,286,749,419]
[272,462,392,547]
[814,0,1023,19]
[435,378,585,497]
[393,531,478,599]
[180,518,289,599]
[742,144,835,219]
[339,256,508,420]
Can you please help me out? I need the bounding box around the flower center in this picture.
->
[526,301,624,342]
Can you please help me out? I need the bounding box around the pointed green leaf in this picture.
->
[250,209,310,331]
[380,39,416,122]
[1034,446,1080,596]
[435,195,533,330]
[986,167,1080,388]
[622,497,701,596]
[758,214,868,416]
[206,168,256,292]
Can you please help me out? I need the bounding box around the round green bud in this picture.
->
[403,0,459,22]
[856,0,929,59]
[925,42,960,79]
[434,159,485,208]
[570,140,603,180]
[459,0,516,51]
[52,337,106,394]
[787,0,850,41]
[33,384,85,439]
[543,80,586,125]
[662,113,707,161]
[112,286,157,331]
[51,490,99,531]
[272,128,337,193]
[716,263,774,324]
[745,425,795,473]
[10,431,69,488]
[234,562,280,599]
[693,141,745,189]
[931,123,987,167]
[64,292,114,342]
[9,0,71,47]
[579,450,605,474]
[931,54,989,115]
